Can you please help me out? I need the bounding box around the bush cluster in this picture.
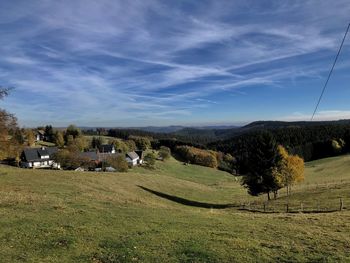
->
[176,146,218,168]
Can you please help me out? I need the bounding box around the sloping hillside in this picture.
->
[1,157,350,262]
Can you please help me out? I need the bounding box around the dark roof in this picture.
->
[126,151,139,160]
[98,152,122,161]
[22,149,40,162]
[37,148,49,156]
[135,150,144,159]
[98,144,114,153]
[21,147,58,162]
[37,130,45,135]
[79,151,98,161]
[47,147,58,155]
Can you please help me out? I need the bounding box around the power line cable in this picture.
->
[310,22,350,121]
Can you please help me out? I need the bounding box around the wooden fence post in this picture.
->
[263,203,266,212]
[340,198,344,211]
[286,203,289,213]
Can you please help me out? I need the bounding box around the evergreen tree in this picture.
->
[242,131,281,200]
[44,125,54,142]
[91,136,106,149]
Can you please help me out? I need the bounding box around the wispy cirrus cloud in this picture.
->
[281,110,350,122]
[1,0,350,126]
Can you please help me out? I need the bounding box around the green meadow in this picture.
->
[1,156,350,262]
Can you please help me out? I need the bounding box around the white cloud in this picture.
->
[281,110,350,122]
[1,0,350,126]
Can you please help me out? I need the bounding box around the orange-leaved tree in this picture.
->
[274,145,304,196]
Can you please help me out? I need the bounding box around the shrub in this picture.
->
[129,136,151,150]
[52,150,91,170]
[144,152,156,167]
[105,155,128,172]
[158,146,171,160]
[176,146,218,168]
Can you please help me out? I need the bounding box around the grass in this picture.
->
[1,156,350,262]
[83,135,118,144]
[34,141,56,147]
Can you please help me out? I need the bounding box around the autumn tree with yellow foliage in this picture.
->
[273,145,305,196]
[0,87,21,161]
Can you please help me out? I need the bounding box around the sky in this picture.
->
[1,0,350,127]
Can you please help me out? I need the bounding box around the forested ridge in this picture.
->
[83,120,350,174]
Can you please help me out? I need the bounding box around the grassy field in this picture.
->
[34,141,56,147]
[1,156,350,262]
[83,135,118,144]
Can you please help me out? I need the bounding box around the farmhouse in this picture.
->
[126,151,140,166]
[20,147,60,169]
[79,151,99,165]
[79,151,98,160]
[135,150,144,164]
[79,151,122,164]
[35,129,45,141]
[98,144,116,153]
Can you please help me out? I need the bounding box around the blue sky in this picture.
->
[1,0,350,127]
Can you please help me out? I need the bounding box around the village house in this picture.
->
[35,129,45,142]
[135,150,144,164]
[126,151,140,166]
[80,150,144,167]
[73,149,145,171]
[79,151,99,162]
[79,151,99,167]
[20,147,60,169]
[98,144,116,154]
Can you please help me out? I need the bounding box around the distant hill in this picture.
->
[128,126,185,133]
[242,120,350,130]
[203,119,350,140]
[131,125,238,134]
[80,125,238,134]
[81,119,350,147]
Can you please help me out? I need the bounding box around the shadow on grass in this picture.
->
[138,186,345,213]
[138,185,238,209]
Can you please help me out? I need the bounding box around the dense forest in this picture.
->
[82,120,350,175]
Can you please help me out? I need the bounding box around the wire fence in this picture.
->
[238,197,346,213]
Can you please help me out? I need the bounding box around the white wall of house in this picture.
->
[21,160,60,169]
[126,157,139,166]
[33,161,43,167]
[52,162,61,169]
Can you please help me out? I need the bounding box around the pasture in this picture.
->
[1,156,350,262]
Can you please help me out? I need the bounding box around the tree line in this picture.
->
[210,124,350,174]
